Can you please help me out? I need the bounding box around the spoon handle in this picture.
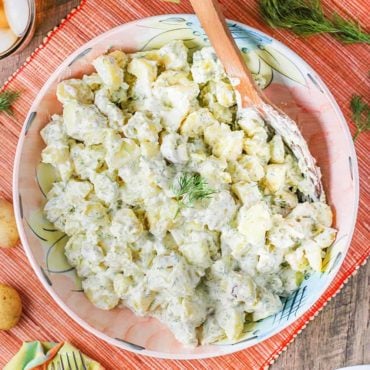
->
[189,0,263,107]
[190,0,323,200]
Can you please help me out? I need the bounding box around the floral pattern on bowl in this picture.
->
[13,15,358,359]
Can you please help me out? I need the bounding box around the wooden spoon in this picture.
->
[189,0,324,201]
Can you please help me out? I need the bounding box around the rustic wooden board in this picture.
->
[0,1,368,369]
[274,261,370,370]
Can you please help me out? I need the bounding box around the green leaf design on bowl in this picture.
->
[36,162,58,198]
[27,210,72,273]
[45,234,72,274]
[257,45,306,85]
[140,17,306,89]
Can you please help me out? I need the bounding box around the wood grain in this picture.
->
[273,261,370,370]
[0,1,369,369]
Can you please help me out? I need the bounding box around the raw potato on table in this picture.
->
[0,283,22,330]
[0,198,19,248]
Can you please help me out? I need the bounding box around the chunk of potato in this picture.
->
[0,199,19,248]
[216,306,244,341]
[269,135,285,164]
[264,164,287,193]
[0,283,22,330]
[127,58,157,83]
[93,54,123,91]
[180,108,217,138]
[237,202,272,247]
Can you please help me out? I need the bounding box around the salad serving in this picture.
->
[40,40,337,346]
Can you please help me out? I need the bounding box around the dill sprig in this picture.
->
[173,172,216,215]
[259,0,370,44]
[0,90,20,115]
[350,95,370,141]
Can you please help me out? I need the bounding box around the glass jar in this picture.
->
[0,0,36,60]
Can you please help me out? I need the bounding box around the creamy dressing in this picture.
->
[41,40,336,346]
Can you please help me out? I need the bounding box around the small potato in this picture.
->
[0,283,22,330]
[0,198,19,248]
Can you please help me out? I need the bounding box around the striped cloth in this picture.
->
[0,0,368,369]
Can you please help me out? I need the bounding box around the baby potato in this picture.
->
[0,283,22,330]
[0,198,19,248]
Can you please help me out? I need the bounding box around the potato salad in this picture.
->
[41,40,337,346]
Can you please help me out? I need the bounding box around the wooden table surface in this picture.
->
[0,1,369,369]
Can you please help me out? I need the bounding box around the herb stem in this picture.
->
[259,0,370,44]
[0,90,20,115]
[172,172,216,216]
[350,95,370,141]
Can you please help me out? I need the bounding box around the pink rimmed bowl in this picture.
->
[13,15,359,359]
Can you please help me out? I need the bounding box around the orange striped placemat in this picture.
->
[0,0,369,368]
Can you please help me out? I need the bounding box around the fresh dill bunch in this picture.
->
[173,172,216,215]
[259,0,370,44]
[0,91,20,115]
[331,14,370,44]
[350,95,370,141]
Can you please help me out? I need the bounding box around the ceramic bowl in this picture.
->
[13,15,359,359]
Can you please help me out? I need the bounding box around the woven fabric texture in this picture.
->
[0,0,369,369]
